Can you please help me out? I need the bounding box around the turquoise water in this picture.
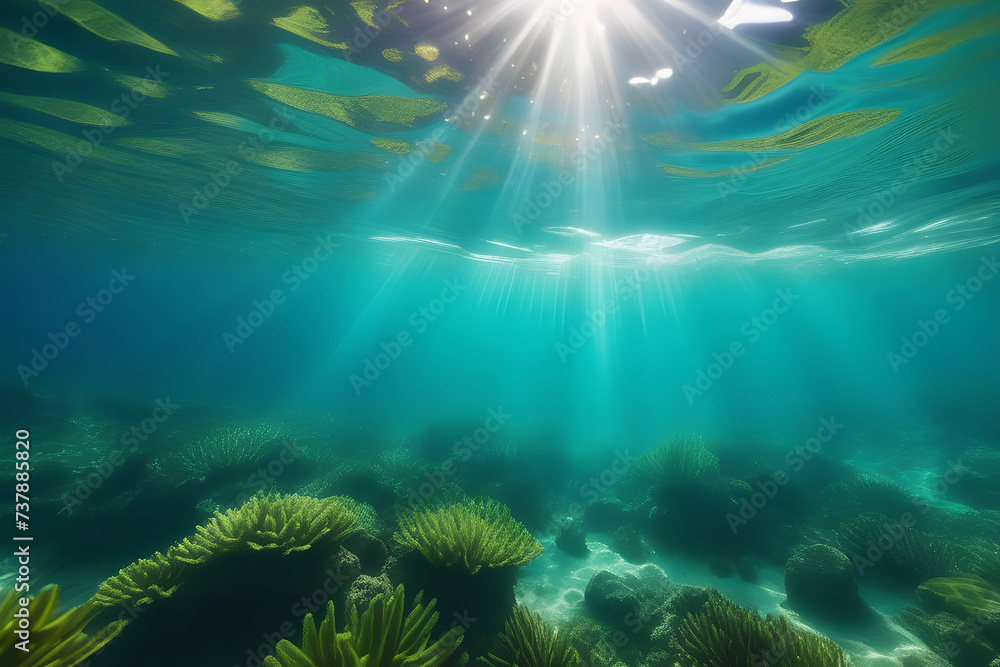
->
[1,0,999,665]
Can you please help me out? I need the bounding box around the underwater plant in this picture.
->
[91,492,359,610]
[821,473,917,521]
[674,595,851,666]
[1,584,126,666]
[262,584,465,667]
[91,550,187,608]
[480,605,580,667]
[152,419,289,483]
[172,491,359,563]
[837,513,958,581]
[631,433,719,487]
[394,495,542,574]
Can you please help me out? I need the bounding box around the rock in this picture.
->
[708,557,736,578]
[584,567,674,631]
[648,585,730,651]
[584,498,626,531]
[611,525,652,564]
[784,544,864,618]
[556,519,589,556]
[585,571,642,624]
[734,557,758,583]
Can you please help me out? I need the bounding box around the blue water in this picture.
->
[1,0,1000,665]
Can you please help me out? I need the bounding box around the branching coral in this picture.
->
[675,596,851,666]
[262,584,464,666]
[173,492,359,563]
[395,495,542,574]
[480,606,580,667]
[1,584,126,666]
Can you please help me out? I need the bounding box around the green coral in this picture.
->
[174,492,359,562]
[675,596,851,666]
[262,584,464,666]
[1,584,126,666]
[395,494,542,574]
[480,606,580,667]
[631,433,719,487]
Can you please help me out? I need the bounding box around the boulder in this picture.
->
[784,544,864,618]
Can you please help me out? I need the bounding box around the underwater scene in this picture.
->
[1,0,1000,664]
